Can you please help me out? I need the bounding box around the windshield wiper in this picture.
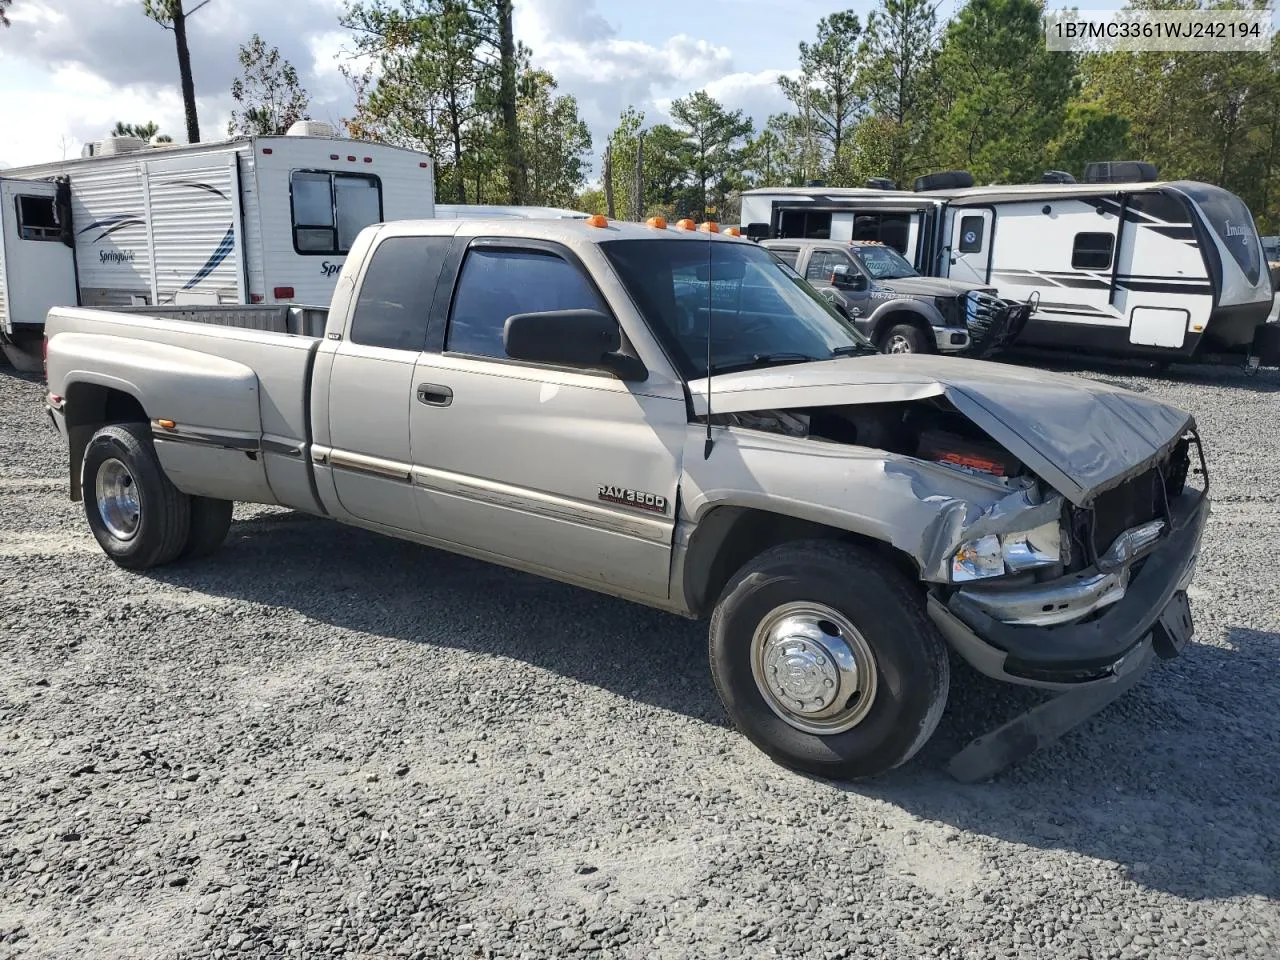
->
[831,343,879,358]
[709,352,823,374]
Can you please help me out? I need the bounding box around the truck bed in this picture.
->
[44,306,326,514]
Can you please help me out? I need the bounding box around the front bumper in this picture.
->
[933,326,972,353]
[928,489,1209,689]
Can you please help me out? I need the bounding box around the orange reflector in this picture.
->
[676,218,696,231]
[585,214,609,228]
[698,221,720,233]
[646,216,668,229]
[1192,324,1204,332]
[157,419,176,431]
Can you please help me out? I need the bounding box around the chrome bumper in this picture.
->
[956,568,1129,627]
[933,326,971,353]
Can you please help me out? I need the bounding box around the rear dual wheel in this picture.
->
[82,422,232,569]
[709,541,950,780]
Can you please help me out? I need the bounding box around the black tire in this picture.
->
[709,540,950,780]
[82,422,191,570]
[181,497,234,560]
[880,322,931,355]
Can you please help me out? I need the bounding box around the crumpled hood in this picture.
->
[690,355,1194,505]
[875,275,990,299]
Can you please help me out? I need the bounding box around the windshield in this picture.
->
[854,244,918,280]
[601,239,874,379]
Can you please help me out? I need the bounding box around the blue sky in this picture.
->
[0,0,1137,170]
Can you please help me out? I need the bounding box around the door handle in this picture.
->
[416,383,453,407]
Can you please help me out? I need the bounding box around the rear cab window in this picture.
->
[291,170,383,255]
[446,246,608,361]
[348,236,449,351]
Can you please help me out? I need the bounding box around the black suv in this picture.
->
[763,239,1033,356]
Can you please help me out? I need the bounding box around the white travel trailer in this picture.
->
[0,123,435,359]
[740,167,1277,364]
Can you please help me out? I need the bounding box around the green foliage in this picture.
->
[1046,102,1131,178]
[779,10,865,176]
[669,90,753,220]
[858,0,939,184]
[229,34,311,137]
[932,0,1076,182]
[519,69,592,207]
[111,121,173,143]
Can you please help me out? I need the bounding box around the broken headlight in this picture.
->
[951,521,1062,582]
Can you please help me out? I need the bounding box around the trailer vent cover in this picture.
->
[1083,161,1159,184]
[1041,170,1077,184]
[914,170,975,192]
[866,177,898,190]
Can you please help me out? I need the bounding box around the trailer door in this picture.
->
[0,179,77,334]
[948,208,993,284]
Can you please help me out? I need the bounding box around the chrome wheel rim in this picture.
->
[750,602,879,735]
[95,458,141,541]
[887,334,913,354]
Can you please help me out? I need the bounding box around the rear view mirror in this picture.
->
[503,309,646,381]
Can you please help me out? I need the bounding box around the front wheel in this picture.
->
[82,422,191,570]
[709,541,950,780]
[880,323,931,355]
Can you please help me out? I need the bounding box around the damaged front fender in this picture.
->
[914,481,1065,583]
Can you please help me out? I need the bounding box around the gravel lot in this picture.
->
[1,358,1277,960]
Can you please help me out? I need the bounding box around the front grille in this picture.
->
[1073,438,1193,562]
[1088,468,1164,557]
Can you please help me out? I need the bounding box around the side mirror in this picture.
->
[830,264,866,290]
[745,222,770,241]
[503,309,646,381]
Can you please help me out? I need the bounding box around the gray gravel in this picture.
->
[2,359,1278,959]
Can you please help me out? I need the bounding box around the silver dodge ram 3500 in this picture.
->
[43,217,1209,781]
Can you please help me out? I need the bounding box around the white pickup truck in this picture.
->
[43,217,1210,781]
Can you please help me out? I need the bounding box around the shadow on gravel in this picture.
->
[1002,348,1280,394]
[144,511,1279,902]
[862,626,1280,902]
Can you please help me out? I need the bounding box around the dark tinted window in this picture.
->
[15,195,60,242]
[852,213,911,254]
[447,247,606,359]
[1072,232,1115,270]
[958,215,985,253]
[348,236,448,350]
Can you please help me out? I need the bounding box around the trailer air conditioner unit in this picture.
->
[286,120,338,138]
[866,177,897,190]
[97,136,148,157]
[1041,170,1077,184]
[1083,161,1159,184]
[914,170,974,192]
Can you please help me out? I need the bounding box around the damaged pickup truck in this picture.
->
[43,217,1210,781]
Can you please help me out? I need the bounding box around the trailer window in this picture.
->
[291,171,383,255]
[15,195,61,242]
[853,213,911,254]
[1072,232,1115,270]
[957,216,985,254]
